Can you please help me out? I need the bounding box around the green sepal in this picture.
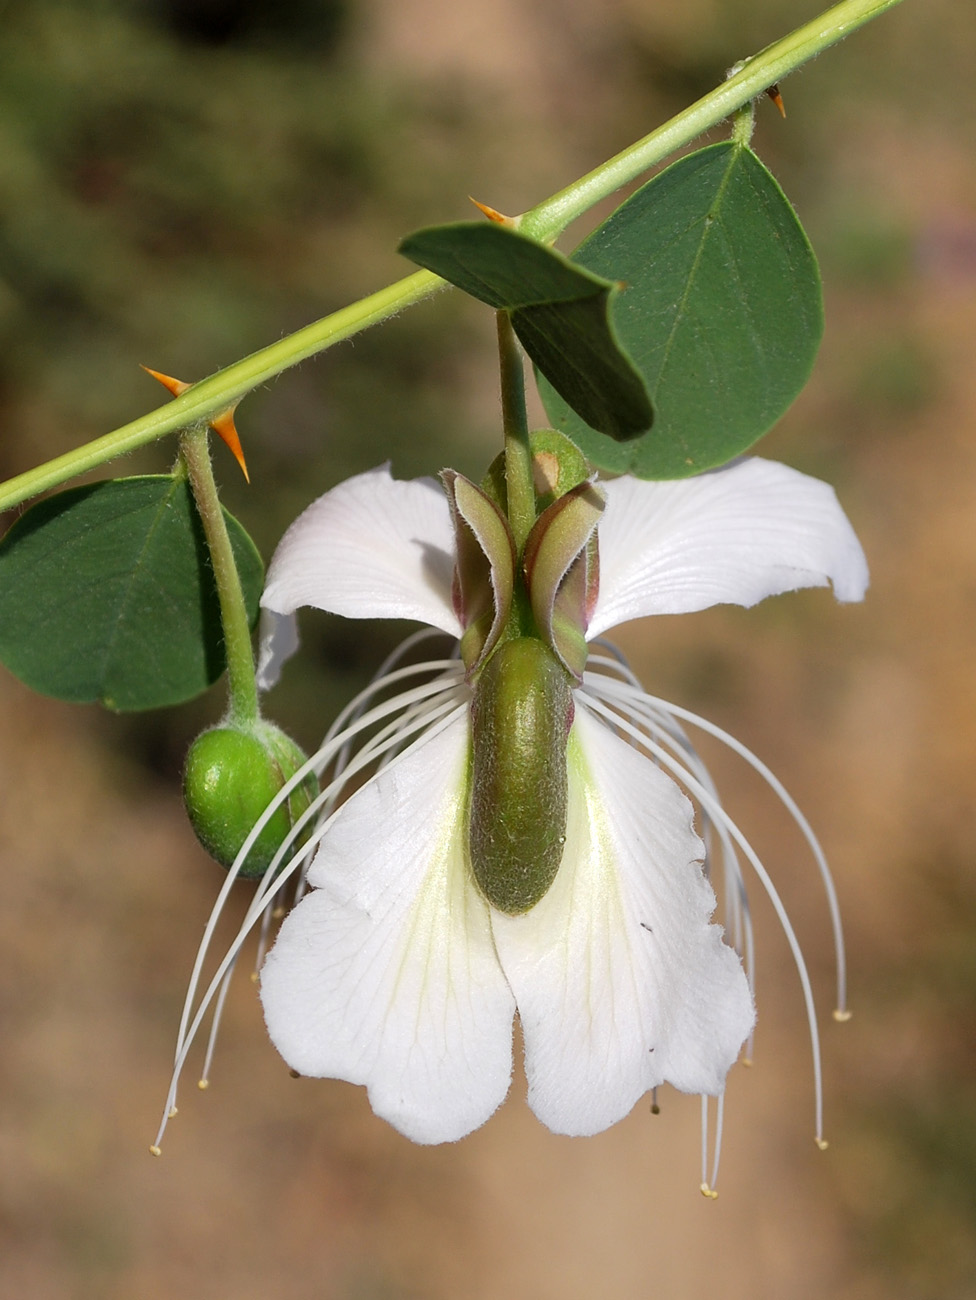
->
[522,482,604,680]
[441,470,516,674]
[399,221,653,440]
[538,142,824,478]
[0,475,264,711]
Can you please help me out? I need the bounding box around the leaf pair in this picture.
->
[400,141,823,479]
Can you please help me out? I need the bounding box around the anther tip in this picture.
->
[249,970,260,985]
[741,1057,753,1068]
[650,1103,661,1115]
[815,1137,829,1151]
[149,1145,162,1158]
[289,1068,301,1079]
[168,1106,178,1119]
[833,1008,853,1023]
[197,1078,210,1091]
[700,1183,719,1200]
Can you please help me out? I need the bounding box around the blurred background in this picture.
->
[1,0,973,1296]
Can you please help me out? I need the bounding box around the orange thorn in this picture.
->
[141,365,191,398]
[210,406,249,483]
[142,365,250,482]
[766,84,786,118]
[469,197,514,226]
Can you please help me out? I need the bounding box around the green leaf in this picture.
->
[538,143,823,478]
[0,476,264,711]
[399,221,653,440]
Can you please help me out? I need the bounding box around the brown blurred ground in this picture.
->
[1,1,974,1297]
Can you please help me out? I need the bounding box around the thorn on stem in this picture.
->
[142,365,250,482]
[766,84,786,118]
[469,197,515,225]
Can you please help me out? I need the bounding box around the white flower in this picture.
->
[258,459,866,1141]
[154,457,867,1177]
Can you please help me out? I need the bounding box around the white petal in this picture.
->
[261,465,461,636]
[588,458,869,638]
[260,711,515,1144]
[256,608,299,692]
[491,705,754,1137]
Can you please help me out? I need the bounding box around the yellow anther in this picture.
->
[168,1106,178,1118]
[815,1137,829,1151]
[149,1145,162,1157]
[197,1078,210,1091]
[700,1183,719,1200]
[833,1008,853,1022]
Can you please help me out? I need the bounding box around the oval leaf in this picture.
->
[0,475,264,711]
[538,143,823,478]
[399,221,652,439]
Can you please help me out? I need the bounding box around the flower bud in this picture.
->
[183,722,317,879]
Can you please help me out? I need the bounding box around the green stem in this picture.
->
[180,426,260,726]
[497,312,535,552]
[518,0,906,240]
[0,270,441,513]
[0,0,905,514]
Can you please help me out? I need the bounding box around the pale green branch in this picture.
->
[0,0,905,515]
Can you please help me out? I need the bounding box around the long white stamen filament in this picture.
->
[174,658,463,1053]
[198,953,237,1088]
[586,656,757,1015]
[176,683,467,1076]
[580,691,827,1147]
[153,661,467,1150]
[586,656,848,1017]
[699,1093,725,1198]
[631,677,845,1017]
[157,690,468,1149]
[586,650,753,972]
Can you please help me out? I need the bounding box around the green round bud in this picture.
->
[183,722,317,879]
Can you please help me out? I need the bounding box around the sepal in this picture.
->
[523,482,604,679]
[441,470,516,674]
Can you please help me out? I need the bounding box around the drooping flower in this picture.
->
[155,452,867,1178]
